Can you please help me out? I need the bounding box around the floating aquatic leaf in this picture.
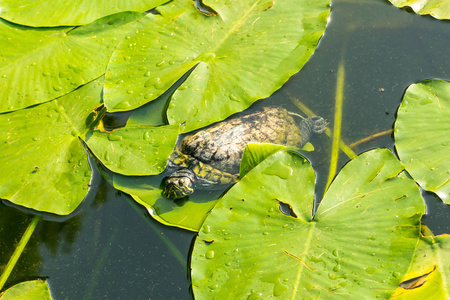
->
[387,0,450,20]
[0,78,103,215]
[391,230,450,299]
[0,12,143,113]
[104,0,330,132]
[395,79,450,204]
[0,0,165,26]
[0,280,52,299]
[191,149,425,299]
[239,142,312,178]
[112,142,311,230]
[113,173,223,231]
[85,125,179,176]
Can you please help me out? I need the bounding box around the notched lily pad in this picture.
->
[0,12,144,113]
[113,143,307,231]
[191,149,425,299]
[0,78,103,215]
[112,173,224,231]
[104,0,331,132]
[0,280,52,300]
[395,79,450,204]
[0,0,166,26]
[85,125,179,176]
[391,228,450,299]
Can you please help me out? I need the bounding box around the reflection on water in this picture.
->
[1,0,450,298]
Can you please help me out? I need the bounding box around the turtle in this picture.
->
[163,106,326,199]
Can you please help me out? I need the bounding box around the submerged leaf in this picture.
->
[85,125,179,176]
[104,0,330,132]
[191,149,425,299]
[391,232,450,299]
[387,0,450,20]
[0,0,165,26]
[0,78,103,215]
[395,79,450,204]
[0,280,52,299]
[0,12,143,113]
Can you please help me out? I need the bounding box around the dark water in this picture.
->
[1,0,450,299]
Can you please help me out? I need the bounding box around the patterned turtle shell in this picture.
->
[163,106,326,199]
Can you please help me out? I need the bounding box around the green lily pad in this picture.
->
[0,280,52,300]
[240,142,313,178]
[387,0,450,19]
[394,79,450,204]
[0,12,143,113]
[391,232,450,299]
[0,0,165,26]
[113,143,309,231]
[0,78,103,215]
[113,173,223,231]
[85,125,179,176]
[191,149,425,299]
[104,0,330,132]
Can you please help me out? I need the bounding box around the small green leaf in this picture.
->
[239,143,312,178]
[191,149,425,299]
[0,12,144,113]
[113,174,222,231]
[0,78,103,215]
[0,280,52,300]
[85,125,179,176]
[395,79,450,204]
[387,0,450,20]
[0,0,165,26]
[104,0,330,132]
[239,143,287,177]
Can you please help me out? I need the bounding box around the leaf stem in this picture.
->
[325,61,345,191]
[0,215,41,291]
[349,129,393,148]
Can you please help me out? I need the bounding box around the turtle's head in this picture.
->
[163,169,196,199]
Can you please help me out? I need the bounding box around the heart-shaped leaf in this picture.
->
[0,0,165,26]
[0,12,143,113]
[0,78,103,215]
[112,173,224,231]
[191,149,425,299]
[104,0,330,132]
[394,79,450,204]
[85,125,179,176]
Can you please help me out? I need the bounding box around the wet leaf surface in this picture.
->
[85,125,179,176]
[0,0,165,26]
[0,12,143,113]
[0,78,103,215]
[191,149,425,299]
[395,79,450,204]
[104,0,330,132]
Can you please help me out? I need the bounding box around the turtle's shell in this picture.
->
[179,106,304,174]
